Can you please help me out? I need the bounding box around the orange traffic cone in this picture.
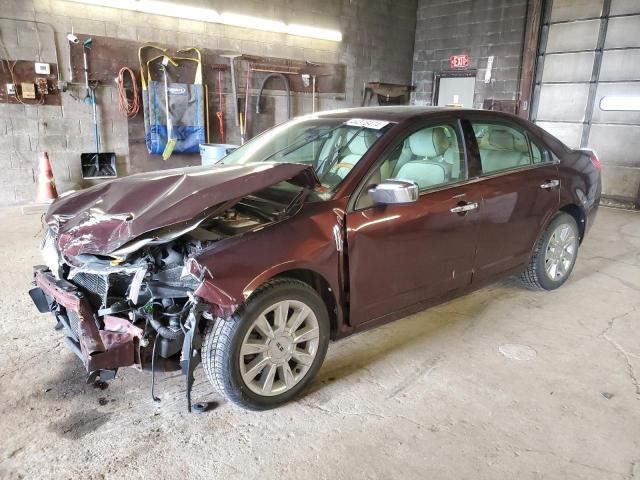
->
[35,152,58,204]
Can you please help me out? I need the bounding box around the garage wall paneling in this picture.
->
[532,0,640,206]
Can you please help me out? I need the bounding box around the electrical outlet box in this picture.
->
[21,83,36,99]
[35,62,50,75]
[6,83,16,95]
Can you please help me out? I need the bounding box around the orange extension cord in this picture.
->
[116,67,140,118]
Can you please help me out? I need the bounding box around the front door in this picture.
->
[465,119,560,281]
[346,121,480,327]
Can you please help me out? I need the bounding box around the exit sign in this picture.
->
[450,54,470,68]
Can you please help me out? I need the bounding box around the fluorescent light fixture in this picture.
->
[67,0,342,41]
[600,96,640,111]
[287,24,342,42]
[219,13,286,33]
[78,0,221,22]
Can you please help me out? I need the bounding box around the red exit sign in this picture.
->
[450,54,470,68]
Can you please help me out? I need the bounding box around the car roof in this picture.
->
[315,106,572,159]
[313,106,518,123]
[313,106,449,122]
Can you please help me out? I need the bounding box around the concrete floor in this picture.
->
[0,206,638,479]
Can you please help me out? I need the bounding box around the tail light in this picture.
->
[590,151,602,171]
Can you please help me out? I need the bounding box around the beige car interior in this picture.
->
[474,124,533,174]
[356,124,465,209]
[384,125,465,190]
[323,129,380,179]
[355,122,550,210]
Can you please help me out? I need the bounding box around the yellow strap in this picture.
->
[176,47,203,85]
[171,56,202,85]
[146,55,178,84]
[138,44,168,91]
[177,47,202,63]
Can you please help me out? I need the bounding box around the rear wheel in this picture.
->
[521,212,579,290]
[202,278,330,410]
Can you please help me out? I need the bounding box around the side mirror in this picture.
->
[368,179,419,205]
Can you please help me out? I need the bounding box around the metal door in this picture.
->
[532,0,640,207]
[435,75,476,107]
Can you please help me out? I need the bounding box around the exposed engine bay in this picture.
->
[32,191,297,411]
[48,201,272,307]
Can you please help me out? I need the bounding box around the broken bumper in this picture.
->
[30,266,144,372]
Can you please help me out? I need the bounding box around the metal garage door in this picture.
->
[531,0,640,207]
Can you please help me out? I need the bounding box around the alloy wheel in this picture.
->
[239,300,320,396]
[544,223,577,281]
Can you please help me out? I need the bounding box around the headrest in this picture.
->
[410,128,452,158]
[432,127,451,156]
[409,129,437,157]
[488,129,515,150]
[514,135,529,153]
[397,161,446,189]
[348,131,376,155]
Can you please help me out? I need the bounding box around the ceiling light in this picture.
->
[287,24,342,42]
[219,13,286,33]
[67,0,342,42]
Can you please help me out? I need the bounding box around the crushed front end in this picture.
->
[30,195,302,411]
[30,227,218,411]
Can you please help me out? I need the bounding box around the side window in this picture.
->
[355,123,466,209]
[530,139,549,164]
[382,124,466,190]
[472,122,532,174]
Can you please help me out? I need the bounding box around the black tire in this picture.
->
[202,278,330,410]
[520,212,580,290]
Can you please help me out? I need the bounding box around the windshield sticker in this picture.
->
[346,118,390,130]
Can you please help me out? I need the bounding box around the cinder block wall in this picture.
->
[411,0,527,106]
[0,0,417,205]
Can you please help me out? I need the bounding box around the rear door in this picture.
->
[464,118,560,281]
[345,119,481,326]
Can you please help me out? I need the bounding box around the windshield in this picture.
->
[219,116,391,193]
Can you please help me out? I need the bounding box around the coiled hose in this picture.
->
[116,67,140,118]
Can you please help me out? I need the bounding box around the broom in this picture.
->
[161,56,176,160]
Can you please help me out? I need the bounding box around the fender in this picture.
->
[241,260,340,303]
[190,199,347,322]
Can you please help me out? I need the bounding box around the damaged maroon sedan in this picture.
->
[30,107,601,410]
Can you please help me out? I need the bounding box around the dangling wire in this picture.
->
[151,334,161,402]
[116,67,140,118]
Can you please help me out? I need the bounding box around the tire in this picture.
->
[202,278,330,410]
[520,212,580,290]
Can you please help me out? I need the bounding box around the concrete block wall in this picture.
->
[411,0,527,106]
[0,0,417,205]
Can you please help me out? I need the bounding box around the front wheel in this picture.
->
[202,278,330,410]
[521,212,580,290]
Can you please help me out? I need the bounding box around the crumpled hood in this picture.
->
[46,162,319,258]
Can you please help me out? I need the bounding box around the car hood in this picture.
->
[46,162,319,258]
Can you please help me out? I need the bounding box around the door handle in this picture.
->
[540,179,560,189]
[450,202,478,213]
